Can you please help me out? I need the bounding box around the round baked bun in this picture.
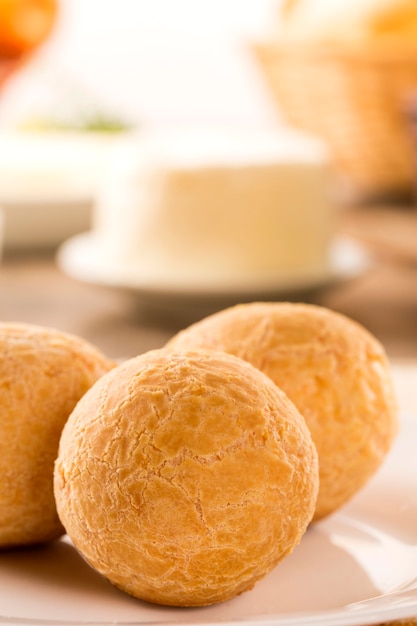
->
[0,322,115,547]
[166,302,398,521]
[54,348,318,607]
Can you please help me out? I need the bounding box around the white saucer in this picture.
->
[57,233,371,306]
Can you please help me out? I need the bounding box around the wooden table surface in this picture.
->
[1,203,417,362]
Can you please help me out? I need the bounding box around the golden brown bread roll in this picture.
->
[0,322,115,547]
[54,348,318,607]
[277,0,417,41]
[369,0,417,36]
[166,302,399,521]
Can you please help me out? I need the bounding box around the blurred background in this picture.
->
[0,0,278,129]
[2,0,417,361]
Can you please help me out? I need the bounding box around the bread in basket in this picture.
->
[252,0,417,201]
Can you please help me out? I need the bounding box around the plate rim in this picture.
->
[56,232,371,299]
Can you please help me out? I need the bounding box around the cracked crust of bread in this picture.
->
[54,349,318,607]
[166,302,399,521]
[0,322,115,547]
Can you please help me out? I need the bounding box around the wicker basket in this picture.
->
[253,39,417,200]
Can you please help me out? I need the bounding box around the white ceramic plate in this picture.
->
[57,234,371,303]
[0,130,133,250]
[1,403,416,626]
[2,198,92,250]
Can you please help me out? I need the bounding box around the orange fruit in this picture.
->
[0,0,57,58]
